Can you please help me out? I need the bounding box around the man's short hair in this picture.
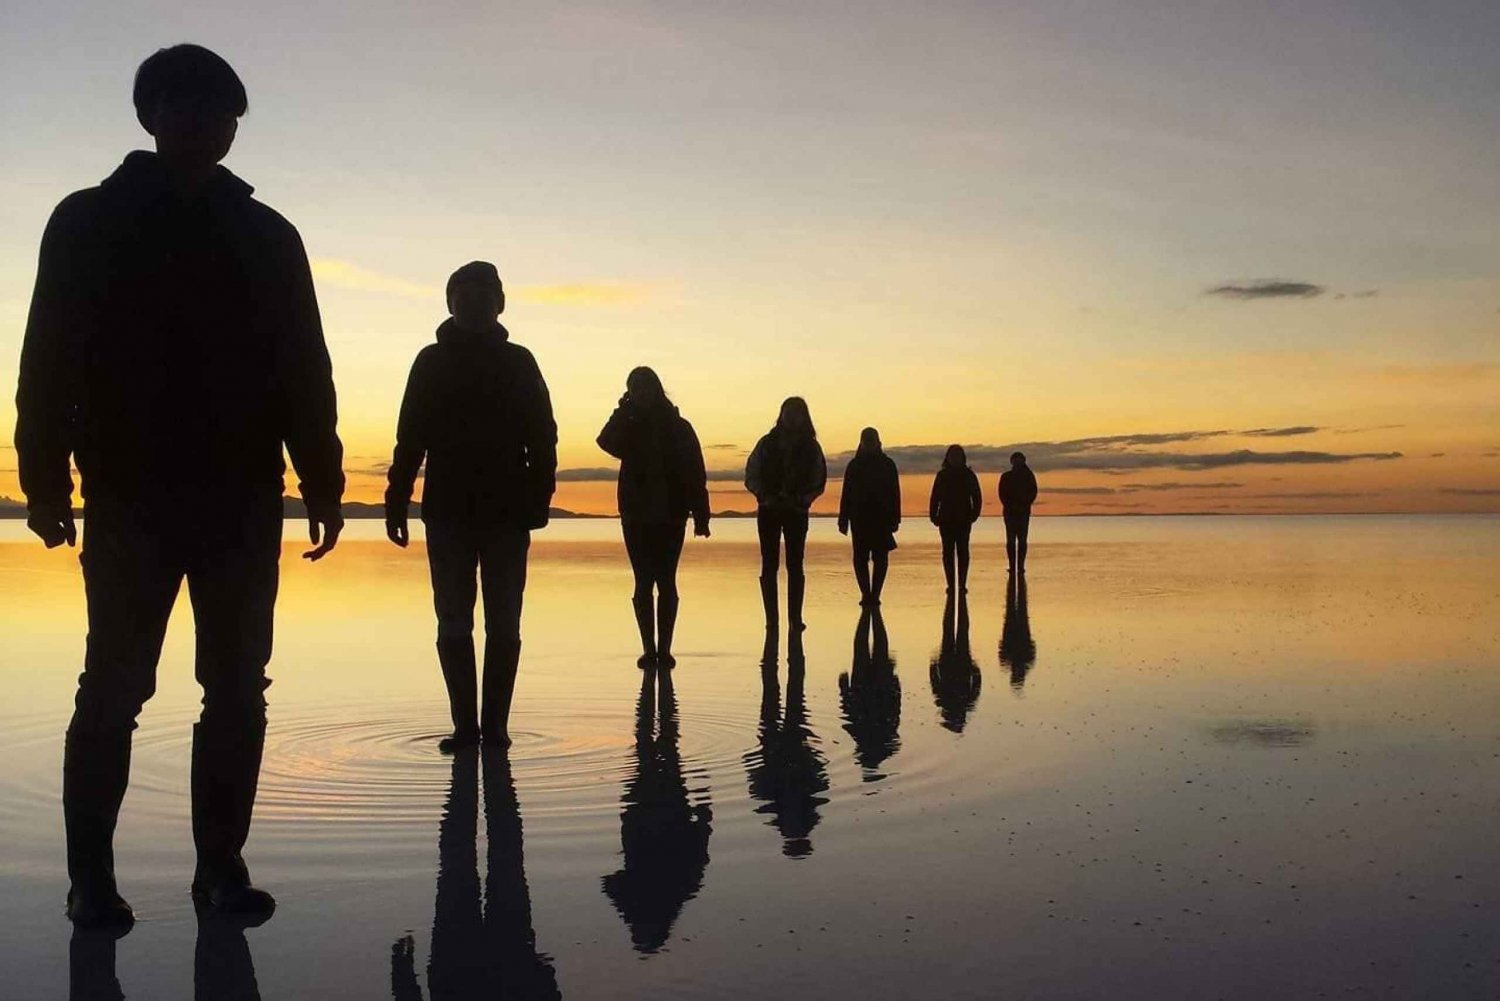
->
[446,261,503,299]
[1011,451,1026,465]
[133,44,248,120]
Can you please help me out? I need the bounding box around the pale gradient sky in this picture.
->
[2,0,1497,514]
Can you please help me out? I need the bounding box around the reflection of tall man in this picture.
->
[998,452,1038,574]
[16,44,344,929]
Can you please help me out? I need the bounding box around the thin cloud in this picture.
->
[512,283,653,306]
[1206,280,1324,300]
[557,466,742,482]
[704,443,741,451]
[311,258,657,306]
[311,259,437,299]
[1439,487,1500,496]
[1242,426,1320,438]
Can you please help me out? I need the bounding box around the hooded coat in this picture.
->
[596,400,710,526]
[15,151,344,512]
[744,428,827,513]
[385,319,557,527]
[929,464,982,527]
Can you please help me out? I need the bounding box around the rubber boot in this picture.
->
[787,572,806,633]
[632,593,657,667]
[62,727,135,931]
[759,575,779,629]
[480,639,521,749]
[71,925,127,999]
[436,636,479,752]
[190,719,275,919]
[656,591,680,668]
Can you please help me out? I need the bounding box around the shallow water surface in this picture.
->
[2,516,1497,998]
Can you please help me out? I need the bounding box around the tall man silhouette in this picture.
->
[998,451,1038,574]
[15,44,345,929]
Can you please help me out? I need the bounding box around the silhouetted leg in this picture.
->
[852,546,871,604]
[784,512,808,632]
[429,750,481,999]
[70,928,125,1001]
[940,527,956,592]
[755,509,780,629]
[1016,514,1030,573]
[193,908,263,1001]
[655,522,685,667]
[478,526,530,747]
[390,935,423,1001]
[622,522,657,664]
[427,523,481,749]
[870,549,889,603]
[482,751,559,999]
[186,501,280,916]
[1004,513,1018,573]
[65,503,181,929]
[956,526,971,592]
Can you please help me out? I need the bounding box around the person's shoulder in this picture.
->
[43,185,109,237]
[241,195,305,243]
[497,338,541,368]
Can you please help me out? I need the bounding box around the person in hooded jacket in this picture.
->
[928,444,982,592]
[386,261,557,752]
[597,367,711,668]
[998,451,1039,574]
[15,44,346,930]
[744,398,826,635]
[837,428,901,606]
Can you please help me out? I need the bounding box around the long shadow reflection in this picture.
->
[745,635,829,858]
[602,665,713,953]
[391,750,559,1000]
[998,575,1037,693]
[838,608,901,780]
[69,907,265,1001]
[930,593,982,733]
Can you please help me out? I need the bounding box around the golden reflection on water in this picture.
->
[2,516,1498,999]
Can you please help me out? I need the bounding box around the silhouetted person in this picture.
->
[603,665,713,951]
[597,367,711,668]
[390,750,560,1000]
[386,262,558,751]
[998,451,1038,574]
[929,593,982,733]
[837,427,900,606]
[744,661,828,858]
[16,44,345,929]
[929,445,982,593]
[745,397,826,634]
[194,909,265,1001]
[838,608,901,780]
[998,574,1036,692]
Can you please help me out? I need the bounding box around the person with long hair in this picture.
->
[744,398,827,633]
[837,428,901,606]
[597,367,711,668]
[928,444,982,592]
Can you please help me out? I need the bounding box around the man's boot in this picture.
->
[436,636,479,752]
[759,575,779,630]
[787,572,807,633]
[63,727,135,930]
[190,720,275,919]
[480,639,521,749]
[631,593,657,667]
[656,591,680,668]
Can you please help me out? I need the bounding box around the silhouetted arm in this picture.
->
[888,458,901,531]
[385,351,432,524]
[518,350,558,528]
[1024,469,1038,506]
[801,442,827,508]
[596,403,633,459]
[928,471,942,524]
[744,437,765,502]
[680,418,711,531]
[273,222,345,517]
[837,458,852,532]
[967,469,982,522]
[15,197,86,545]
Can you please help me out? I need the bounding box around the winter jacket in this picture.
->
[838,450,901,532]
[744,428,826,513]
[999,465,1039,511]
[385,319,557,527]
[929,465,982,526]
[596,400,710,526]
[15,151,344,512]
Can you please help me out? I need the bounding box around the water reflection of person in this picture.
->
[193,910,264,1001]
[998,575,1037,692]
[930,593,982,733]
[69,929,125,1001]
[603,664,713,952]
[745,658,829,858]
[391,750,559,1000]
[838,608,901,779]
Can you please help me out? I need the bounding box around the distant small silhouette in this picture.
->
[597,367,711,669]
[386,261,558,751]
[837,428,901,606]
[929,593,982,732]
[998,575,1037,692]
[16,43,346,929]
[838,607,901,779]
[998,451,1038,574]
[929,445,982,593]
[603,664,713,951]
[745,662,828,858]
[745,398,826,635]
[390,750,560,1000]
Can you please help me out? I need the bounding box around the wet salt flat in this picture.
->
[1,515,1497,999]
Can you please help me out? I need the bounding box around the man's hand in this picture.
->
[693,517,711,539]
[27,501,77,549]
[386,513,409,548]
[303,501,343,561]
[837,517,849,536]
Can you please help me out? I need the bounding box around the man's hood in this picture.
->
[101,150,255,203]
[436,316,510,345]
